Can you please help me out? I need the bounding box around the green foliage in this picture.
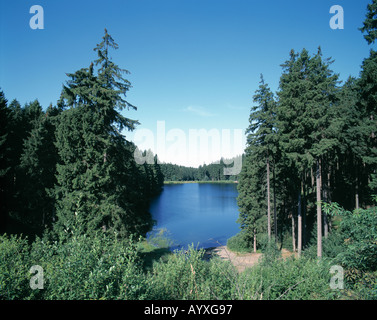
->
[360,0,377,45]
[160,156,243,182]
[241,256,339,300]
[50,30,162,239]
[0,234,31,300]
[227,232,252,253]
[336,208,377,272]
[0,233,146,300]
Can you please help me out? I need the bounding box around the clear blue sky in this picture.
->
[0,0,373,167]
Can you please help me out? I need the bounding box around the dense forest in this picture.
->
[0,30,163,240]
[160,155,243,182]
[230,0,377,296]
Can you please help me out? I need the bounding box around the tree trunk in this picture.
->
[273,163,277,241]
[297,189,302,257]
[324,167,331,238]
[355,163,359,211]
[267,156,271,241]
[323,160,328,239]
[316,158,322,258]
[302,179,307,247]
[253,228,257,253]
[291,211,296,252]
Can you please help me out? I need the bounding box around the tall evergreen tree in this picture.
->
[53,30,151,239]
[358,1,377,196]
[237,75,277,250]
[18,104,61,235]
[277,49,312,256]
[360,0,377,45]
[248,75,277,241]
[277,48,339,257]
[0,90,9,233]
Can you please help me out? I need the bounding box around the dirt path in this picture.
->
[204,246,262,272]
[204,246,295,272]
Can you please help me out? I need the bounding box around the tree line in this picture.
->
[237,1,377,258]
[0,30,163,240]
[160,155,244,182]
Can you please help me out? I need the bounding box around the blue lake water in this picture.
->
[148,183,241,249]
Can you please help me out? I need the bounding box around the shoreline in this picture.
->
[164,180,238,185]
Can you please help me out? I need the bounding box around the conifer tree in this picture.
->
[53,30,151,239]
[18,104,61,234]
[277,49,312,256]
[277,48,339,257]
[360,0,377,45]
[0,90,9,233]
[358,2,377,196]
[237,75,277,250]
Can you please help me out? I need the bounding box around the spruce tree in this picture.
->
[18,104,61,235]
[276,48,339,257]
[358,29,377,196]
[248,75,277,241]
[237,75,277,250]
[53,30,150,239]
[0,90,9,233]
[276,49,312,256]
[360,0,377,45]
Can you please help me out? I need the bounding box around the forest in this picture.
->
[1,1,377,301]
[160,155,243,182]
[0,30,164,240]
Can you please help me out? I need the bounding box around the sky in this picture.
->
[0,0,373,167]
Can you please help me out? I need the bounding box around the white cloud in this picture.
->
[184,105,216,117]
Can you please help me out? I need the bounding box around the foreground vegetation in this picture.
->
[1,202,376,300]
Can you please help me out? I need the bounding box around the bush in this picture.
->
[240,256,340,300]
[1,233,147,300]
[0,234,31,300]
[227,232,252,253]
[145,246,212,299]
[34,234,145,300]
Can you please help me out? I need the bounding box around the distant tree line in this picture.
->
[160,155,244,182]
[0,30,163,240]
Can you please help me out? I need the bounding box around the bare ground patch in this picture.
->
[204,246,295,272]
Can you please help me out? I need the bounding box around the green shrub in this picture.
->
[227,232,252,253]
[32,234,145,300]
[240,256,340,300]
[145,246,211,299]
[0,233,147,300]
[0,234,31,300]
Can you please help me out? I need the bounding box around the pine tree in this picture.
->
[277,49,312,256]
[53,30,150,239]
[332,77,368,210]
[248,75,277,241]
[358,51,377,197]
[237,75,277,250]
[276,48,339,257]
[0,90,9,233]
[18,104,61,235]
[360,0,377,45]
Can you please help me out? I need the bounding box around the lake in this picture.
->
[148,183,241,249]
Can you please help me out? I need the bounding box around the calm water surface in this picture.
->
[148,183,240,249]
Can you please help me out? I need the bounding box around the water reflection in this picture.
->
[148,183,240,249]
